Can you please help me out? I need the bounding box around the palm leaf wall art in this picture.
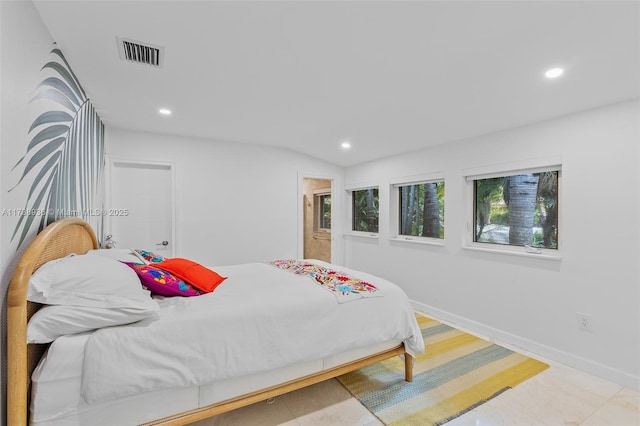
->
[10,48,105,248]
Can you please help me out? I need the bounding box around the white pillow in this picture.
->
[86,248,147,264]
[27,305,158,344]
[28,255,159,311]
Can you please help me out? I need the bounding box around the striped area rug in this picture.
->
[337,314,549,425]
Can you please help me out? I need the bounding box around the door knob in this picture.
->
[156,240,169,246]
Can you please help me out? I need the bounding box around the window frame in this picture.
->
[463,158,562,260]
[313,190,331,232]
[345,184,380,238]
[389,172,445,247]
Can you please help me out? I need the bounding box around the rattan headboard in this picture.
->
[7,218,98,425]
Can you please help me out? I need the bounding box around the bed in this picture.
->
[7,218,424,425]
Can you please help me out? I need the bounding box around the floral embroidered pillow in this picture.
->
[133,249,166,264]
[123,262,202,297]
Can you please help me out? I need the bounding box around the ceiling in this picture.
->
[33,1,639,167]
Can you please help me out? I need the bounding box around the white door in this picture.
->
[106,159,175,257]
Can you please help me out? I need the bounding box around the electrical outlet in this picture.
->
[576,312,593,332]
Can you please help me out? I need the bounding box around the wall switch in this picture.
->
[576,312,593,332]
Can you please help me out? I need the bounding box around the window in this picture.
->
[473,171,559,249]
[314,193,331,231]
[398,181,445,239]
[352,188,379,233]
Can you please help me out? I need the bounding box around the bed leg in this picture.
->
[404,353,413,382]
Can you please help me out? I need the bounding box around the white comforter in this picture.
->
[81,260,424,404]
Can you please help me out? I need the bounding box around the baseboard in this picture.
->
[411,300,640,392]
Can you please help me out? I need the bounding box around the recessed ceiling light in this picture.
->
[544,68,564,79]
[158,108,172,116]
[341,141,351,149]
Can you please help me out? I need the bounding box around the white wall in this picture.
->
[1,2,56,424]
[105,127,345,267]
[344,99,640,390]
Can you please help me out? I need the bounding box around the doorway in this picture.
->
[105,159,175,257]
[302,178,332,262]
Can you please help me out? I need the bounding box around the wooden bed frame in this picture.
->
[7,218,413,425]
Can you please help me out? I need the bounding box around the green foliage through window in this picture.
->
[399,181,444,238]
[352,188,379,233]
[474,171,558,249]
[316,194,331,230]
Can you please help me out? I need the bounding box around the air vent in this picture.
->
[117,37,164,68]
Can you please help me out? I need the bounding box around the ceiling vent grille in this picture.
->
[117,37,164,68]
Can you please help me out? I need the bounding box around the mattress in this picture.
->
[31,331,401,425]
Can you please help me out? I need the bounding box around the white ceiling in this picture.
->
[33,1,639,167]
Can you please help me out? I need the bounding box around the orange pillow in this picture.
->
[154,258,226,293]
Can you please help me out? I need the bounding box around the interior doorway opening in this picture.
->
[303,178,332,262]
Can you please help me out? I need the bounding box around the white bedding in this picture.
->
[80,260,424,404]
[31,332,403,425]
[30,333,199,425]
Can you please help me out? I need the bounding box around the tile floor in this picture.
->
[194,321,640,426]
[193,363,639,426]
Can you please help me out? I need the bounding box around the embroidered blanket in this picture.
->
[270,259,381,303]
